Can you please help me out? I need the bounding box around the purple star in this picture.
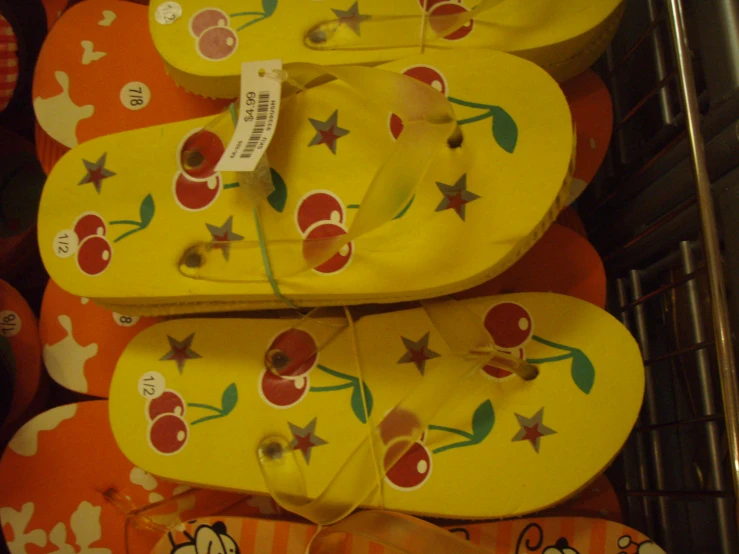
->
[308,110,350,154]
[160,333,202,374]
[288,418,328,464]
[397,332,440,375]
[511,408,556,453]
[206,216,244,261]
[435,174,480,221]
[331,2,370,35]
[78,153,116,194]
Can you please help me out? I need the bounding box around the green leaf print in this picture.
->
[471,400,495,442]
[262,0,278,17]
[221,383,239,415]
[139,194,155,227]
[571,350,595,395]
[267,168,287,212]
[491,107,518,154]
[350,381,374,424]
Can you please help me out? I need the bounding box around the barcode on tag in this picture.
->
[216,59,282,172]
[240,91,271,159]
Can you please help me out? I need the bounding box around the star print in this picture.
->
[159,333,202,374]
[331,2,370,36]
[288,418,328,464]
[397,332,440,375]
[435,174,481,221]
[308,110,350,154]
[78,153,116,193]
[205,216,244,261]
[511,408,556,453]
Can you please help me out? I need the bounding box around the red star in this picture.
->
[409,349,432,367]
[444,192,469,217]
[292,433,315,456]
[318,126,340,148]
[160,333,202,374]
[521,423,544,445]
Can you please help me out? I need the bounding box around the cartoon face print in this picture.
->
[542,538,580,554]
[617,534,667,554]
[171,521,240,554]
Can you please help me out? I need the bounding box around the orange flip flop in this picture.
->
[0,279,41,439]
[40,279,162,397]
[0,401,287,554]
[556,207,588,238]
[154,512,664,554]
[453,223,606,309]
[41,0,69,29]
[562,70,612,204]
[32,0,229,167]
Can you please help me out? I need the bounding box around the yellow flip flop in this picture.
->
[109,293,644,521]
[37,50,573,314]
[153,512,665,554]
[150,0,625,98]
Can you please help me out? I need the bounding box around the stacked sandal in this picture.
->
[1,1,668,552]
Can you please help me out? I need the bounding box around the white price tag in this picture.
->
[216,59,282,173]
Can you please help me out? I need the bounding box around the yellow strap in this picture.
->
[179,62,457,283]
[308,511,489,553]
[257,299,537,525]
[305,0,507,51]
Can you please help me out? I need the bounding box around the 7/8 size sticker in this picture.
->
[0,310,21,338]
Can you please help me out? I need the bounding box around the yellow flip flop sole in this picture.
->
[109,293,644,520]
[38,50,573,314]
[150,0,624,98]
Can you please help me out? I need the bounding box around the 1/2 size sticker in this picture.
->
[139,371,165,399]
[155,2,182,24]
[0,310,21,338]
[53,229,79,259]
[217,59,282,173]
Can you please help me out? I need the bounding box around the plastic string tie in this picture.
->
[253,207,298,309]
[343,305,386,512]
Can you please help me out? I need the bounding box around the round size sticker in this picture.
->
[155,2,182,24]
[53,229,79,259]
[0,310,21,338]
[139,371,165,399]
[113,312,140,327]
[120,82,151,111]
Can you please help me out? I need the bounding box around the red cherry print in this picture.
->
[173,172,221,211]
[385,442,432,491]
[180,130,226,181]
[190,8,230,38]
[429,2,474,41]
[197,26,238,61]
[303,222,353,274]
[390,66,447,140]
[147,390,186,421]
[402,66,447,95]
[76,236,112,276]
[259,369,309,408]
[73,212,106,242]
[265,329,318,378]
[484,302,533,349]
[389,113,404,140]
[482,347,524,380]
[379,408,422,445]
[148,414,188,455]
[296,191,345,234]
